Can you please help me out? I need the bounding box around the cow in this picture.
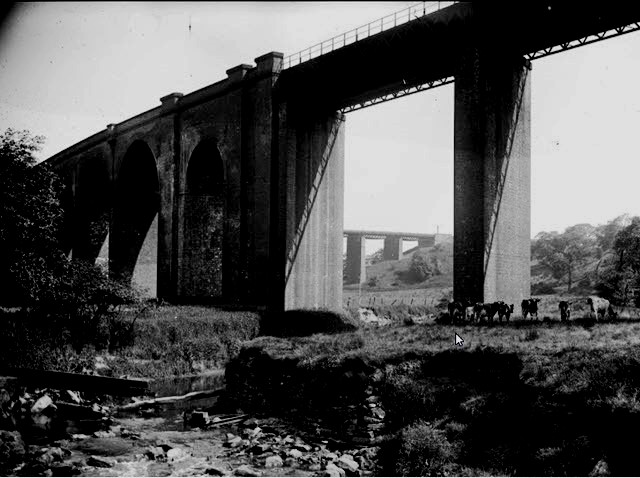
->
[559,301,571,321]
[497,302,514,323]
[448,299,473,324]
[587,296,617,321]
[473,302,501,324]
[465,304,476,322]
[521,298,541,320]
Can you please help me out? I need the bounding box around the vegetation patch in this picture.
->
[227,320,640,476]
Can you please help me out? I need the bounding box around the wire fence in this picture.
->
[283,1,458,69]
[344,295,439,308]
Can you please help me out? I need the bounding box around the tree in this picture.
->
[0,128,65,305]
[0,128,140,355]
[531,224,598,291]
[595,217,640,306]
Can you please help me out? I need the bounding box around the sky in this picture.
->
[1,2,640,243]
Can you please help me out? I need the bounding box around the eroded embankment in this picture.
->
[225,335,640,476]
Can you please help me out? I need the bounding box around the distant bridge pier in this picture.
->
[344,233,366,285]
[453,49,531,306]
[383,236,403,261]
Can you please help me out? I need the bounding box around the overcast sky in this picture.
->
[1,2,639,241]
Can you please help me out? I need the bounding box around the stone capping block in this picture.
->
[160,92,184,108]
[226,64,253,82]
[254,51,284,73]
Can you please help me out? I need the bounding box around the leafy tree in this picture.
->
[0,128,65,305]
[531,224,598,291]
[596,217,640,306]
[0,128,140,357]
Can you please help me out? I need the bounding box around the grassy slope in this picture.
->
[232,319,640,475]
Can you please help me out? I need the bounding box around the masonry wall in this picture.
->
[453,48,531,306]
[278,106,345,311]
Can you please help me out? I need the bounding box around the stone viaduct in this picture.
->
[47,3,640,312]
[343,230,451,285]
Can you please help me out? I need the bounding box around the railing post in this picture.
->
[394,12,397,27]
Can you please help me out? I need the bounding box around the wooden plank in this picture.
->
[0,368,149,396]
[117,389,223,411]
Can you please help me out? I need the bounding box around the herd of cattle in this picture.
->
[444,296,617,324]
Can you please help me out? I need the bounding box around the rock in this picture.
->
[324,462,346,477]
[293,441,312,452]
[308,463,322,471]
[93,430,116,438]
[87,455,113,468]
[0,430,26,468]
[324,451,338,461]
[264,455,283,468]
[284,457,297,468]
[233,464,261,477]
[224,436,243,448]
[589,459,611,477]
[288,449,303,459]
[120,428,141,439]
[206,466,227,476]
[50,463,82,476]
[167,447,184,462]
[189,411,209,428]
[370,407,386,420]
[249,443,271,455]
[145,446,167,460]
[31,395,55,414]
[242,417,259,429]
[365,395,379,404]
[337,455,359,473]
[71,434,91,440]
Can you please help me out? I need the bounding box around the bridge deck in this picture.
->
[276,2,640,111]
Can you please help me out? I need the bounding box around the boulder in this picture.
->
[264,455,283,468]
[233,464,261,477]
[87,455,113,468]
[324,462,346,477]
[337,455,359,473]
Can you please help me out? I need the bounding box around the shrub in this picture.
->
[367,275,380,288]
[531,282,556,295]
[394,421,457,476]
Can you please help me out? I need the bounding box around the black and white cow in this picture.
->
[587,296,616,321]
[521,298,541,320]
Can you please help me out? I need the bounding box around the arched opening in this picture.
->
[180,140,225,298]
[74,159,110,264]
[111,141,159,296]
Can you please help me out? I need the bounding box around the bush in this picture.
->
[394,421,457,476]
[531,282,556,295]
[367,275,380,288]
[261,309,359,338]
[408,253,433,283]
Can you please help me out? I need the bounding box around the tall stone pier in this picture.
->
[453,48,531,306]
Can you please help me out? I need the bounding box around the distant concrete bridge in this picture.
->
[343,230,451,285]
[46,2,640,311]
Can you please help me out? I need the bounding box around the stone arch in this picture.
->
[73,158,110,264]
[180,139,225,298]
[111,140,159,296]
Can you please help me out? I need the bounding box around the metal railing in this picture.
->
[283,1,458,69]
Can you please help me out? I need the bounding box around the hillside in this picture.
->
[345,237,454,291]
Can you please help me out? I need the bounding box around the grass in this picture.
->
[0,304,261,380]
[228,314,640,476]
[104,305,261,378]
